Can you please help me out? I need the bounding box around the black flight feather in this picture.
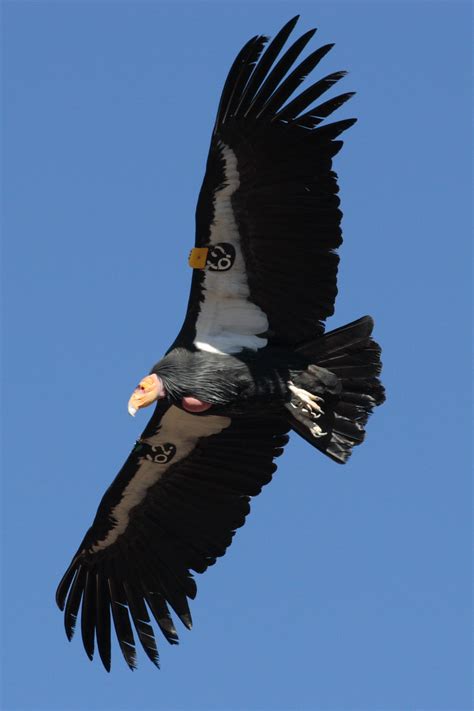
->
[234,15,300,117]
[217,35,267,128]
[257,44,335,119]
[275,71,347,122]
[64,565,86,641]
[312,117,358,140]
[55,557,78,611]
[96,573,112,672]
[80,570,96,660]
[213,35,259,131]
[223,35,268,123]
[244,28,317,118]
[142,588,179,645]
[108,575,137,670]
[123,580,160,667]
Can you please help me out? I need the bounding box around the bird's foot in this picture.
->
[288,383,325,418]
[310,422,327,438]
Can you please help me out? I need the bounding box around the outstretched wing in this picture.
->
[56,400,289,670]
[172,16,356,355]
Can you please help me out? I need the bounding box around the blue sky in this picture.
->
[2,2,472,710]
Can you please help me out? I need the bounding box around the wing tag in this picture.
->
[135,441,177,464]
[189,243,236,271]
[188,247,209,269]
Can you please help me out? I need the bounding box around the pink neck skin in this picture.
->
[154,375,211,412]
[181,396,213,413]
[154,375,166,399]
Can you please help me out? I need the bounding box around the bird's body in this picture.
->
[152,347,294,408]
[56,16,385,671]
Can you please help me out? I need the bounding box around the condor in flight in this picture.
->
[56,16,385,670]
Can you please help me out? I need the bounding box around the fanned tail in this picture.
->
[286,316,385,463]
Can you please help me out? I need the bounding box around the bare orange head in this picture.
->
[127,373,165,416]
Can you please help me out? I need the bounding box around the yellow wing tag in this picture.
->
[188,247,209,269]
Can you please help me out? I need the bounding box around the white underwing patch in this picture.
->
[90,407,231,552]
[194,142,268,354]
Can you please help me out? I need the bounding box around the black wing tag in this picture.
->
[207,243,236,271]
[135,441,177,464]
[188,243,236,272]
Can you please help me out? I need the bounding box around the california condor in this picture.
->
[56,16,385,670]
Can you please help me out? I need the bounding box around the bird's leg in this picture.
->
[288,382,325,418]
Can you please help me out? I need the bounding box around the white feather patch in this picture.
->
[90,407,231,552]
[194,142,268,355]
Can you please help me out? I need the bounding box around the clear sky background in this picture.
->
[2,2,472,710]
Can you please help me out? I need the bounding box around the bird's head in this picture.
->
[128,373,165,416]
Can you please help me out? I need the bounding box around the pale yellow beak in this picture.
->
[128,373,162,416]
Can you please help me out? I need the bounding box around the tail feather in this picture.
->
[297,316,375,359]
[287,316,385,463]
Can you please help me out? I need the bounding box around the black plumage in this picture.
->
[56,16,385,670]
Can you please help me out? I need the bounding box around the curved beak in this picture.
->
[128,373,163,416]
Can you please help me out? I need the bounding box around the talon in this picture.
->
[310,423,327,438]
[288,382,325,417]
